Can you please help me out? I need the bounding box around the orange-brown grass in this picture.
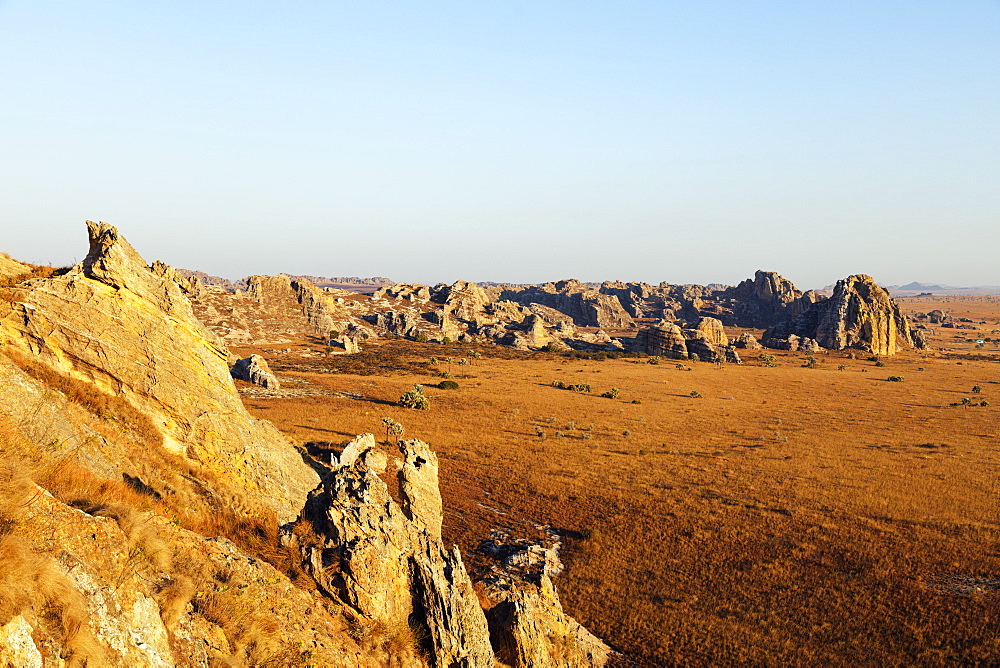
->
[245,330,1000,665]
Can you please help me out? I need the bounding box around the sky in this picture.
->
[1,1,997,290]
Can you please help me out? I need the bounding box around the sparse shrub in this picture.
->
[439,371,452,378]
[458,358,468,366]
[690,391,702,398]
[438,380,459,390]
[638,449,647,456]
[555,431,564,438]
[887,376,904,382]
[647,357,660,365]
[837,365,846,371]
[601,387,620,399]
[874,360,885,367]
[399,385,429,410]
[631,399,642,404]
[688,353,700,362]
[441,337,452,345]
[581,432,592,440]
[972,385,982,394]
[535,426,545,439]
[982,400,990,406]
[757,353,777,368]
[675,363,685,370]
[622,430,631,437]
[803,356,818,368]
[868,355,881,363]
[542,342,562,352]
[552,380,566,389]
[414,333,429,343]
[566,421,575,430]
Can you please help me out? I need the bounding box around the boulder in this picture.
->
[231,354,280,389]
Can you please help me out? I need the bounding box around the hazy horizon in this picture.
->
[2,2,998,289]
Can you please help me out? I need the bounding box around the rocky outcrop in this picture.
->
[290,434,611,667]
[722,270,818,327]
[230,354,280,389]
[695,317,729,346]
[502,280,635,329]
[0,222,318,521]
[632,321,688,358]
[765,274,925,356]
[364,310,423,339]
[291,434,494,666]
[374,283,432,302]
[480,571,613,668]
[434,280,493,324]
[733,332,763,350]
[246,274,350,336]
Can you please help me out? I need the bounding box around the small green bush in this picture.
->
[601,387,620,399]
[438,380,459,390]
[874,360,885,367]
[972,385,982,394]
[690,390,703,398]
[631,399,642,404]
[887,376,904,382]
[414,333,429,343]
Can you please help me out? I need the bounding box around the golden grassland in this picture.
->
[240,300,1000,665]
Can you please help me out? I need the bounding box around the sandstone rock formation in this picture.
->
[0,222,317,521]
[291,434,495,666]
[765,274,926,356]
[502,280,636,329]
[290,434,611,668]
[632,321,688,358]
[230,354,280,389]
[721,270,819,328]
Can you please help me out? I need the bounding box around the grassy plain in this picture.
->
[239,299,1000,665]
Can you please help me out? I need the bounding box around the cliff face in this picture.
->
[765,274,926,356]
[0,222,317,521]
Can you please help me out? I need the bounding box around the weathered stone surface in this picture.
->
[478,567,612,668]
[502,280,635,329]
[364,310,423,338]
[398,438,443,540]
[292,434,495,667]
[435,280,493,323]
[246,274,351,336]
[695,316,729,346]
[733,332,763,350]
[722,270,815,327]
[631,321,688,358]
[0,222,318,521]
[765,274,925,356]
[374,283,432,302]
[230,354,280,389]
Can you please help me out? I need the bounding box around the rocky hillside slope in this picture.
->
[0,223,612,666]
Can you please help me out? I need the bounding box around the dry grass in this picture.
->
[243,303,1000,665]
[2,347,163,444]
[0,461,107,666]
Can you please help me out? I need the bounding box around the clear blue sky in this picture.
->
[2,1,997,289]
